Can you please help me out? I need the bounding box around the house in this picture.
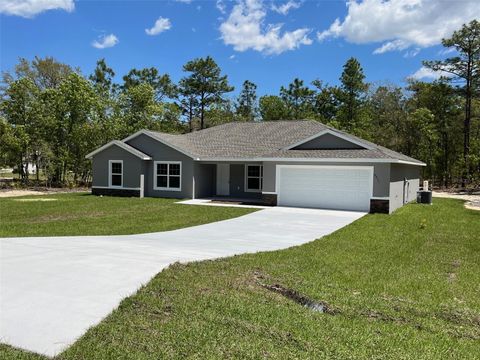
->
[85,121,426,214]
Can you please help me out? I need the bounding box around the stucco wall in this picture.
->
[92,144,145,189]
[126,134,194,198]
[262,161,391,198]
[229,164,262,199]
[389,164,421,213]
[295,133,363,149]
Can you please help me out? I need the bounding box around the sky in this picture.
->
[1,0,479,97]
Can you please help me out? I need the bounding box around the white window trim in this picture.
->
[153,161,182,191]
[108,160,123,188]
[244,164,263,193]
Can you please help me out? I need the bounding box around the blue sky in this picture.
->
[1,0,479,97]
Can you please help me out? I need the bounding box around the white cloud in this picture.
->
[373,39,409,54]
[0,0,74,18]
[145,17,171,35]
[438,47,456,56]
[229,54,236,59]
[318,0,480,54]
[403,47,420,58]
[216,0,226,14]
[175,0,192,3]
[408,66,453,80]
[219,0,312,55]
[92,34,119,49]
[271,0,301,15]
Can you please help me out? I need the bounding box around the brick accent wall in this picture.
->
[92,187,140,197]
[370,199,389,214]
[262,193,277,206]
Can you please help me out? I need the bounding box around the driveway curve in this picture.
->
[0,207,365,356]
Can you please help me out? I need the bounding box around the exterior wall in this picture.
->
[92,144,145,189]
[229,164,261,199]
[127,134,194,198]
[295,133,363,149]
[262,161,391,198]
[389,164,421,213]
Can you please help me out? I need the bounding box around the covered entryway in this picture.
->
[277,165,373,211]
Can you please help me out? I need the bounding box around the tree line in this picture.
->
[1,20,478,188]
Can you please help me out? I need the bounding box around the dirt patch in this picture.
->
[0,188,89,198]
[14,198,58,202]
[31,211,105,223]
[0,190,48,198]
[253,271,338,315]
[447,259,461,283]
[433,191,480,211]
[362,309,408,324]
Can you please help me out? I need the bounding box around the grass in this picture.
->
[0,193,256,237]
[1,198,480,359]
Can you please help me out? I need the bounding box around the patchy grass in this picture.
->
[0,193,255,237]
[1,199,480,359]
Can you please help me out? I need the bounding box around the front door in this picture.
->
[216,164,230,196]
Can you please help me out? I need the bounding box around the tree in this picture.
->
[0,117,16,167]
[368,85,407,151]
[49,73,99,184]
[122,67,176,102]
[89,59,121,145]
[178,81,199,132]
[236,80,258,121]
[259,95,289,121]
[119,83,162,134]
[205,100,236,127]
[423,20,480,186]
[1,78,42,182]
[407,80,462,186]
[89,58,115,95]
[311,80,340,124]
[180,56,234,129]
[337,57,369,133]
[6,56,74,90]
[404,108,438,176]
[280,78,315,119]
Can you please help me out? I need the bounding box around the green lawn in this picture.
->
[0,193,255,237]
[1,198,480,359]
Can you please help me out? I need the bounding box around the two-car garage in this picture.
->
[276,165,374,212]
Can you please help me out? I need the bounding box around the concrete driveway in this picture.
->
[0,207,365,356]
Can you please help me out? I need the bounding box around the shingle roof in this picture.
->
[137,121,424,165]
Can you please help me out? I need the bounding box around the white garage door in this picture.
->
[277,166,373,211]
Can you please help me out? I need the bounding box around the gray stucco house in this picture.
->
[86,121,425,213]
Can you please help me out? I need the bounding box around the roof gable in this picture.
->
[292,132,365,150]
[85,140,151,160]
[284,129,371,151]
[122,130,198,159]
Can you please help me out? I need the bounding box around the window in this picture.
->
[109,160,123,187]
[154,161,181,191]
[245,164,263,192]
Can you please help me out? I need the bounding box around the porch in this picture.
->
[193,162,276,205]
[178,197,272,209]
